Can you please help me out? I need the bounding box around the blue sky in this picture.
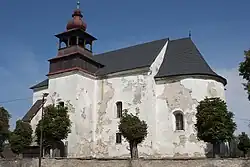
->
[0,0,250,134]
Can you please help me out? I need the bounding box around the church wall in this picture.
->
[30,107,42,146]
[94,74,154,158]
[93,41,169,158]
[155,77,225,158]
[32,87,49,104]
[28,37,227,159]
[30,87,49,145]
[45,71,97,158]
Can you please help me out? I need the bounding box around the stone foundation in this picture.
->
[0,158,250,167]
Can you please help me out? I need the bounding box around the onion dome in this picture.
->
[66,1,87,31]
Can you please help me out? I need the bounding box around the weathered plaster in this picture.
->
[29,39,226,158]
[155,77,226,157]
[32,87,49,104]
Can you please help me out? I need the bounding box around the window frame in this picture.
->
[116,101,122,118]
[173,111,184,131]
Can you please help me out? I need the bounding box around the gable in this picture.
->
[155,38,226,85]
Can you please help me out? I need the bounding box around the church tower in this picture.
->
[48,1,103,76]
[45,2,101,157]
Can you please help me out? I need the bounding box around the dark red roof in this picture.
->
[66,9,87,31]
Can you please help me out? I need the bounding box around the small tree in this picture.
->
[239,49,250,100]
[118,110,148,159]
[0,107,11,156]
[195,97,236,157]
[35,103,71,154]
[237,132,250,157]
[9,120,32,155]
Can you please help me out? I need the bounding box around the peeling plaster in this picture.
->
[96,80,114,134]
[158,82,198,112]
[207,82,218,97]
[185,112,196,125]
[189,133,198,143]
[29,40,227,159]
[65,100,75,113]
[133,86,142,105]
[156,77,225,158]
[81,108,86,119]
[135,107,140,115]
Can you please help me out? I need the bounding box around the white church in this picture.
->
[22,3,227,158]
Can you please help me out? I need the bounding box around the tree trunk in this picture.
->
[131,142,138,159]
[129,143,132,158]
[213,142,220,158]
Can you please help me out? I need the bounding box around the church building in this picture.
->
[22,2,227,158]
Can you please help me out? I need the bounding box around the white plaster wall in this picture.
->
[30,87,49,146]
[93,41,169,158]
[94,75,154,158]
[32,87,49,104]
[181,78,225,101]
[155,77,226,158]
[30,107,43,146]
[47,72,96,158]
[28,37,226,158]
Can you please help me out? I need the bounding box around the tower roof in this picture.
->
[66,1,87,31]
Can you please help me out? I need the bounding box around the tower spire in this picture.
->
[77,1,80,9]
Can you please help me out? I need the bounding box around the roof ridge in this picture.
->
[94,38,169,56]
[169,37,191,42]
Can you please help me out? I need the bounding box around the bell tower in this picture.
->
[47,1,103,76]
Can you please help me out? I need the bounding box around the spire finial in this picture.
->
[77,1,80,9]
[189,30,192,38]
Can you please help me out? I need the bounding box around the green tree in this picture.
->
[9,120,32,155]
[0,107,11,156]
[195,97,236,157]
[35,104,71,152]
[239,50,250,100]
[118,110,148,159]
[237,132,250,157]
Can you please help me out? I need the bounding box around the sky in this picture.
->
[0,0,250,134]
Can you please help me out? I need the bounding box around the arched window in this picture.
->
[116,101,122,118]
[174,112,184,130]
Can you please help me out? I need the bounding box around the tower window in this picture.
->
[116,133,122,144]
[174,111,184,131]
[116,101,122,118]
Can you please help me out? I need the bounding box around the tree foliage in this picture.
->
[0,107,11,153]
[195,97,236,157]
[239,50,250,100]
[35,104,71,148]
[9,120,32,155]
[118,110,148,159]
[237,132,250,157]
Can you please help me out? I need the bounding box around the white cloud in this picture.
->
[216,68,250,135]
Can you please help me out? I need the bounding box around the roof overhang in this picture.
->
[154,73,227,86]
